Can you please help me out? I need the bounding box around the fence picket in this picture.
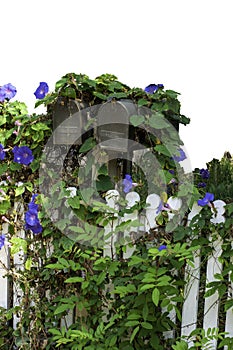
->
[12,202,25,329]
[181,203,202,346]
[122,191,140,259]
[203,234,223,350]
[224,242,233,350]
[104,190,120,259]
[144,193,160,231]
[0,223,10,310]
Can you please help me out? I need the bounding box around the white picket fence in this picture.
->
[0,191,232,349]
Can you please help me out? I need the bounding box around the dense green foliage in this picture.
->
[0,73,233,349]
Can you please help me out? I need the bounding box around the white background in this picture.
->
[1,0,232,169]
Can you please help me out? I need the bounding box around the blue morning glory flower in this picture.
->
[144,84,159,94]
[0,89,5,102]
[25,210,40,226]
[0,144,6,160]
[0,234,6,250]
[172,148,186,162]
[122,174,133,193]
[13,146,34,165]
[34,82,49,99]
[197,182,207,188]
[197,192,214,207]
[25,195,42,234]
[25,219,43,234]
[0,83,17,101]
[28,194,39,211]
[144,83,164,94]
[158,245,167,251]
[200,168,210,179]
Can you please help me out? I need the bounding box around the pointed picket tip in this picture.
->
[167,197,182,211]
[188,202,203,221]
[125,191,140,208]
[105,190,120,208]
[211,200,226,224]
[146,193,161,209]
[213,200,226,215]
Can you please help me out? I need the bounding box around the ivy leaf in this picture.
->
[149,113,170,129]
[0,200,11,215]
[10,237,27,255]
[96,175,113,192]
[98,164,108,176]
[0,116,6,126]
[69,226,85,233]
[130,115,145,127]
[31,122,50,131]
[80,188,95,204]
[10,162,22,171]
[63,87,76,99]
[137,98,148,106]
[165,89,180,98]
[152,287,160,306]
[67,196,80,209]
[93,92,108,100]
[79,137,96,153]
[15,186,25,197]
[155,144,172,157]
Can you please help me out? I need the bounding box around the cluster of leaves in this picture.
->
[0,74,233,350]
[37,72,190,129]
[206,152,233,204]
[193,152,233,204]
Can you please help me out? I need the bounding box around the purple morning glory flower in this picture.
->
[34,82,49,99]
[0,144,6,160]
[13,146,34,165]
[144,84,158,94]
[0,234,6,250]
[198,182,207,188]
[0,89,5,102]
[144,83,164,94]
[156,201,171,214]
[25,210,40,226]
[28,194,39,211]
[25,194,42,234]
[198,192,214,207]
[200,168,210,179]
[0,83,17,101]
[122,174,133,193]
[25,220,43,234]
[172,148,186,162]
[158,244,167,251]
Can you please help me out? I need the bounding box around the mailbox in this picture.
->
[96,99,138,153]
[52,96,87,145]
